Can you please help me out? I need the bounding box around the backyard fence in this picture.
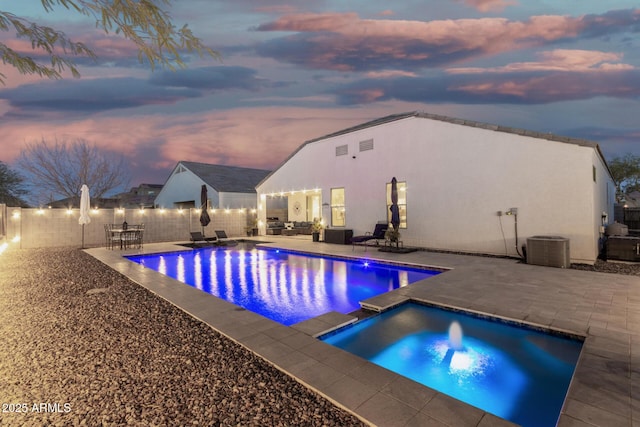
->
[4,207,250,249]
[622,207,640,232]
[0,204,6,243]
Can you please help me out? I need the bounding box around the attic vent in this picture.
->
[335,144,348,156]
[359,139,374,152]
[176,165,186,174]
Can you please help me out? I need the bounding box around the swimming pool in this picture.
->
[126,244,440,326]
[320,302,583,427]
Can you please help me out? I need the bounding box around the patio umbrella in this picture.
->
[79,184,91,248]
[199,184,211,233]
[390,177,400,231]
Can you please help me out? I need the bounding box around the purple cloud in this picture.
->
[254,10,640,72]
[333,69,640,105]
[0,78,200,112]
[148,66,269,91]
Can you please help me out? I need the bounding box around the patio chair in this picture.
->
[190,231,217,247]
[214,230,238,246]
[351,223,389,251]
[104,224,121,250]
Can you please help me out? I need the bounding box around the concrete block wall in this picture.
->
[4,207,248,249]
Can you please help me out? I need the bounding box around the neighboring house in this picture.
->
[114,183,163,208]
[47,183,163,209]
[48,196,120,209]
[256,111,615,264]
[154,161,271,210]
[620,190,640,208]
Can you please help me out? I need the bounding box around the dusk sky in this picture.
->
[2,1,640,192]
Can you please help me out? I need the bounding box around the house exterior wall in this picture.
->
[218,192,259,210]
[154,166,259,210]
[154,168,220,209]
[257,116,614,264]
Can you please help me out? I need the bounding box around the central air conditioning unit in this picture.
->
[526,236,570,268]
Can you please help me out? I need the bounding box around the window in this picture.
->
[331,188,346,227]
[386,181,407,228]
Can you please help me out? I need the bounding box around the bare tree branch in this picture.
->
[16,138,131,202]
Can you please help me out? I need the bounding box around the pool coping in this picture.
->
[86,238,638,427]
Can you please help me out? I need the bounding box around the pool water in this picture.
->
[126,244,439,326]
[320,302,583,427]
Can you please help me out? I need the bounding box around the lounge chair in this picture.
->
[351,223,389,251]
[214,230,238,246]
[190,231,217,247]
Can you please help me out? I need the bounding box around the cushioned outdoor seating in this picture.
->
[351,223,389,251]
[214,230,238,246]
[190,231,217,247]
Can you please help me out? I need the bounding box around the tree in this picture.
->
[0,161,29,206]
[0,0,219,84]
[608,153,640,198]
[16,138,131,203]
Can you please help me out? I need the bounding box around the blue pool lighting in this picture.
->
[321,302,583,427]
[126,245,439,326]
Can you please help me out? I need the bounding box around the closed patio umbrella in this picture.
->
[199,184,211,233]
[79,184,91,248]
[390,177,400,230]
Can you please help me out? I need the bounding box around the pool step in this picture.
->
[291,311,358,337]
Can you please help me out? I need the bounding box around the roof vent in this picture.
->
[359,139,374,152]
[335,144,348,156]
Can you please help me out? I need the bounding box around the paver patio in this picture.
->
[87,236,640,427]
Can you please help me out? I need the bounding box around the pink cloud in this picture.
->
[256,12,594,70]
[457,0,518,12]
[365,70,418,79]
[447,49,635,73]
[258,12,359,32]
[0,106,401,184]
[452,70,639,102]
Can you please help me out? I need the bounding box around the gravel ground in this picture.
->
[572,258,640,275]
[0,248,366,427]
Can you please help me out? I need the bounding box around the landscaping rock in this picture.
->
[0,248,365,427]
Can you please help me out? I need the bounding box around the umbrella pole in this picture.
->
[82,224,85,249]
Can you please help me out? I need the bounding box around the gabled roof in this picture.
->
[258,111,611,187]
[180,161,271,193]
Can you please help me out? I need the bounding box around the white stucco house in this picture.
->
[154,161,271,209]
[256,112,615,264]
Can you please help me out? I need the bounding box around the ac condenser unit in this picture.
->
[526,236,570,268]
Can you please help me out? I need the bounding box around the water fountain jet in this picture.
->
[448,321,463,351]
